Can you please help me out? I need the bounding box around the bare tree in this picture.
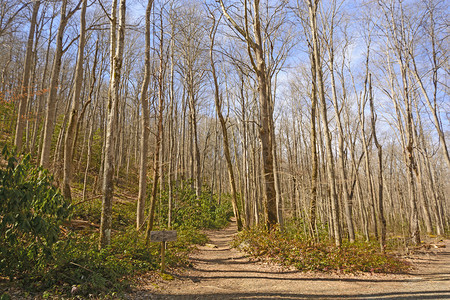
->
[379,0,421,245]
[99,0,126,249]
[136,0,154,230]
[306,0,341,246]
[208,10,243,231]
[218,0,277,229]
[14,0,40,153]
[40,0,81,169]
[62,0,88,201]
[145,5,166,242]
[405,0,449,169]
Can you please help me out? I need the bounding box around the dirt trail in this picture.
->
[133,221,450,299]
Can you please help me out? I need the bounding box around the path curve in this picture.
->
[132,221,450,299]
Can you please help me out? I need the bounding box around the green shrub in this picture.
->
[44,224,206,297]
[233,226,410,274]
[157,182,233,230]
[0,149,229,297]
[0,147,72,280]
[35,230,158,297]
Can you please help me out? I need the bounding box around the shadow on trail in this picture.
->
[193,248,233,252]
[151,290,450,299]
[142,224,450,300]
[190,256,250,264]
[178,271,424,283]
[182,264,450,283]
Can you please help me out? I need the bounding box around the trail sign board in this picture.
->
[150,230,177,242]
[150,230,177,273]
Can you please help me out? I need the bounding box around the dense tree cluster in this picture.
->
[1,0,448,249]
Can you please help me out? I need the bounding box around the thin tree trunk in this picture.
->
[82,43,100,201]
[327,30,355,242]
[15,0,40,152]
[412,98,434,235]
[62,0,87,201]
[99,0,125,249]
[219,0,277,230]
[308,0,341,246]
[406,10,450,169]
[136,0,154,230]
[269,82,283,227]
[360,46,378,240]
[145,15,166,242]
[167,29,175,229]
[368,73,386,252]
[309,51,319,237]
[240,76,251,228]
[40,0,80,169]
[209,16,243,231]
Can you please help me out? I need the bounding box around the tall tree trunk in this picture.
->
[145,13,165,242]
[240,75,251,228]
[412,98,434,235]
[189,90,202,198]
[326,25,355,242]
[309,50,319,237]
[400,63,420,246]
[40,0,80,169]
[219,0,277,230]
[82,43,100,201]
[136,0,154,230]
[307,0,341,246]
[406,4,450,169]
[380,0,420,246]
[62,0,87,201]
[252,0,277,230]
[15,0,40,153]
[209,16,243,231]
[99,0,126,249]
[368,73,386,252]
[359,43,378,241]
[82,105,96,202]
[269,81,283,227]
[167,28,175,229]
[32,12,55,157]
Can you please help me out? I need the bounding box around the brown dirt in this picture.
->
[131,220,450,300]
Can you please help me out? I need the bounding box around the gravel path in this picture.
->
[132,221,450,299]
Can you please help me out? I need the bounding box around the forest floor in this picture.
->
[131,220,450,300]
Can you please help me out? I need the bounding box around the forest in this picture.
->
[0,0,449,297]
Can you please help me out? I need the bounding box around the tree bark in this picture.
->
[62,0,87,201]
[15,0,40,153]
[219,0,277,230]
[209,15,243,231]
[136,0,154,230]
[308,50,319,238]
[99,0,126,249]
[307,0,341,246]
[368,73,386,252]
[145,12,166,243]
[40,0,81,169]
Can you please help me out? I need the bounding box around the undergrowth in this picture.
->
[27,225,203,297]
[233,225,410,274]
[0,148,231,298]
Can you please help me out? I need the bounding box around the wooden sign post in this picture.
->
[150,230,177,273]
